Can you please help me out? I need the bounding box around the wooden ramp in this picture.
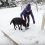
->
[1,27,26,45]
[2,30,19,45]
[1,28,33,45]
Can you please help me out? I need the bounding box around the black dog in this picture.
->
[10,17,26,30]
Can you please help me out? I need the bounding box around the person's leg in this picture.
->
[24,15,27,27]
[30,10,35,24]
[27,15,30,27]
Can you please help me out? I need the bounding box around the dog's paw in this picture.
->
[19,27,20,30]
[15,28,16,30]
[21,28,23,30]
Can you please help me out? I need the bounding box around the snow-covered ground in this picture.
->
[0,4,45,45]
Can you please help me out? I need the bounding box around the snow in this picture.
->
[0,4,45,45]
[0,7,21,45]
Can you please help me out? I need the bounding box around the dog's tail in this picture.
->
[10,20,13,25]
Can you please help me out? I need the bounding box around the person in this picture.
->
[20,4,35,28]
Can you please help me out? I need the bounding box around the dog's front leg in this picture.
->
[20,25,23,30]
[14,25,16,30]
[18,25,20,30]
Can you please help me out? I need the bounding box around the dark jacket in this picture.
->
[21,4,32,16]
